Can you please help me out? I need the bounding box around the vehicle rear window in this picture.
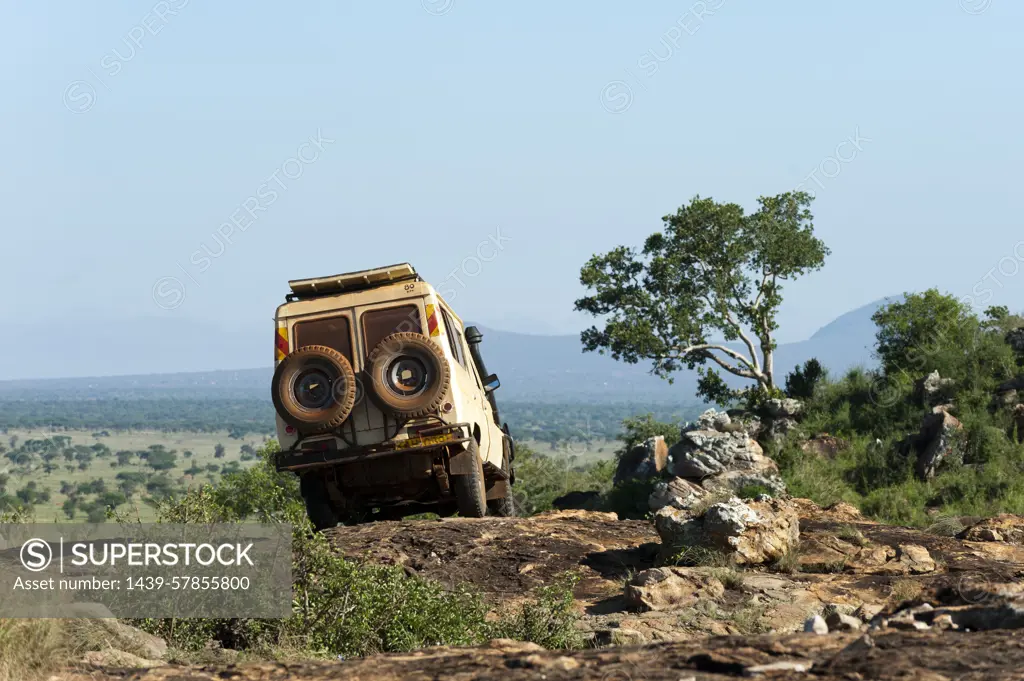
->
[293,315,353,360]
[362,305,422,356]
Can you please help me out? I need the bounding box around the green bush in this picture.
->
[512,444,613,515]
[131,443,586,658]
[785,358,827,400]
[772,295,1024,527]
[490,572,584,650]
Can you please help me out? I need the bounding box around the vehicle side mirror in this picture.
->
[483,374,500,393]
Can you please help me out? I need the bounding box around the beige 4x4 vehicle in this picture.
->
[271,263,515,528]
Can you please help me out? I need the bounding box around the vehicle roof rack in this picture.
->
[285,263,420,302]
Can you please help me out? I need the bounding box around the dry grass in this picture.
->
[0,619,73,681]
[770,548,802,574]
[689,491,736,518]
[925,516,966,537]
[889,578,924,605]
[836,524,869,546]
[709,567,746,591]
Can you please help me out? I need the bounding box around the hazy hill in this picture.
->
[0,299,890,403]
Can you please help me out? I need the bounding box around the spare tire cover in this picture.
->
[367,332,450,419]
[272,345,357,434]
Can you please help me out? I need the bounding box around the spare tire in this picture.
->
[272,345,357,433]
[367,332,450,419]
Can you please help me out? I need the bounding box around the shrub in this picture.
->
[132,443,589,658]
[490,572,584,650]
[512,444,613,516]
[785,358,827,400]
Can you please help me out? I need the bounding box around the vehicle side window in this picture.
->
[293,315,353,361]
[453,326,468,369]
[440,308,467,368]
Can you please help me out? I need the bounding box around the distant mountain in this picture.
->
[0,299,892,403]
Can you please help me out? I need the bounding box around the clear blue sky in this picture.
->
[1,1,1021,344]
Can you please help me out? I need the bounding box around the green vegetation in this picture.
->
[0,431,264,521]
[130,443,583,659]
[576,191,828,403]
[770,293,1024,525]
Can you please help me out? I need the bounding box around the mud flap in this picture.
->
[448,444,479,476]
[486,479,509,501]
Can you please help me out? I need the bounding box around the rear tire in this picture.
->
[300,475,339,531]
[452,440,487,518]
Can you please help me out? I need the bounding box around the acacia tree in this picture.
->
[575,192,829,404]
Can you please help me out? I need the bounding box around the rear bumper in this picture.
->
[275,422,472,472]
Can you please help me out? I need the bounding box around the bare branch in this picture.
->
[701,349,759,380]
[669,343,761,378]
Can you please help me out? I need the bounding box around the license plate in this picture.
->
[394,433,454,450]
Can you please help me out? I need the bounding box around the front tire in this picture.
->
[452,440,487,518]
[300,475,339,531]
[487,441,516,517]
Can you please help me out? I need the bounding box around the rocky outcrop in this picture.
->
[760,398,804,441]
[613,435,669,485]
[667,409,786,495]
[654,497,800,566]
[960,514,1024,544]
[916,370,956,407]
[61,630,1024,681]
[82,650,164,669]
[995,374,1024,409]
[900,406,964,480]
[647,477,707,513]
[77,620,168,660]
[1006,328,1024,356]
[623,566,725,612]
[800,434,848,458]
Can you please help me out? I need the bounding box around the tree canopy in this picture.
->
[575,192,829,403]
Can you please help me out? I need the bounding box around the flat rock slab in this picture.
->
[324,510,659,599]
[63,630,1024,680]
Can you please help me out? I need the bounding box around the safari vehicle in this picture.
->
[271,263,515,528]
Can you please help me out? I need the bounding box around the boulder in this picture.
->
[655,497,800,566]
[960,514,1024,544]
[800,435,848,459]
[78,620,168,660]
[825,610,863,632]
[653,505,704,550]
[613,435,669,486]
[758,399,804,442]
[669,430,771,480]
[1006,329,1024,356]
[916,371,956,407]
[669,427,786,496]
[82,650,164,669]
[693,408,734,432]
[623,566,726,612]
[883,545,936,575]
[916,409,964,479]
[764,398,804,419]
[898,544,936,574]
[593,628,647,646]
[994,389,1018,408]
[702,470,788,497]
[648,477,708,514]
[803,615,828,635]
[900,408,964,480]
[997,374,1024,393]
